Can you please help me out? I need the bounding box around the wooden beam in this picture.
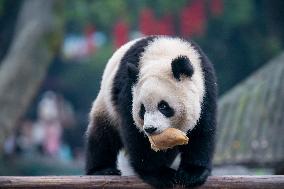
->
[0,175,283,189]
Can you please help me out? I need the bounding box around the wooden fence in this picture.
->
[0,175,283,188]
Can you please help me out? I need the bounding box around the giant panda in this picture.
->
[85,35,217,188]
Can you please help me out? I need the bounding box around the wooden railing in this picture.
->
[0,175,283,188]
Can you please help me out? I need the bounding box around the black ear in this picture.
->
[127,63,139,82]
[171,55,194,81]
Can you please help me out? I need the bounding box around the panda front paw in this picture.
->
[138,167,177,189]
[175,166,210,187]
[87,167,121,175]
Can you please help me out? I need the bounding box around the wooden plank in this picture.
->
[0,176,283,189]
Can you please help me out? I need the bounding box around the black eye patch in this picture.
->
[158,100,174,117]
[139,104,145,120]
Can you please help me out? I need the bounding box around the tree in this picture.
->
[0,0,63,152]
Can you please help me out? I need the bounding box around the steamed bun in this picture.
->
[148,128,189,151]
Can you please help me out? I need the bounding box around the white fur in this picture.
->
[132,36,205,133]
[89,38,142,128]
[117,150,135,176]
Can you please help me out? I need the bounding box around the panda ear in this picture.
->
[127,63,139,81]
[171,55,194,81]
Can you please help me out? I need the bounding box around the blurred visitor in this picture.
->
[3,90,76,162]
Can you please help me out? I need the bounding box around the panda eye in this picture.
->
[158,100,174,117]
[159,102,168,110]
[139,104,145,120]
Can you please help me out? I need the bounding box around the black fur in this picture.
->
[158,100,175,118]
[85,113,123,175]
[139,104,145,120]
[171,55,194,81]
[127,63,139,82]
[86,36,217,189]
[112,36,156,103]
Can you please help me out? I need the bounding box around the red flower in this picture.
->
[156,14,174,35]
[139,8,174,36]
[84,25,95,53]
[211,0,223,16]
[139,8,156,35]
[113,20,129,48]
[180,0,206,37]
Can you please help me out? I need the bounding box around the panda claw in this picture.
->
[175,166,210,187]
[90,168,121,175]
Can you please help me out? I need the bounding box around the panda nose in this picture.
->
[144,126,157,134]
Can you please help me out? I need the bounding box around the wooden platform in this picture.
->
[0,175,283,188]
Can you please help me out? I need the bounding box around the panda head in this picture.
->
[131,37,205,136]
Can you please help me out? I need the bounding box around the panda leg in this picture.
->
[176,124,215,187]
[124,133,178,188]
[85,113,123,175]
[134,166,177,189]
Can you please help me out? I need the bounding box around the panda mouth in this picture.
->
[144,127,158,135]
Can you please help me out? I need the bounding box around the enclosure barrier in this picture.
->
[0,175,283,189]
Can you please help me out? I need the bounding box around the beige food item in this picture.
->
[148,128,189,151]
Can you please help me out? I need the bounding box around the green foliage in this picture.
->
[198,0,283,94]
[0,0,4,16]
[89,0,128,30]
[64,0,129,33]
[64,0,188,33]
[140,0,188,16]
[223,0,254,27]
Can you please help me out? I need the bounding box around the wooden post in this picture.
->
[0,175,283,189]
